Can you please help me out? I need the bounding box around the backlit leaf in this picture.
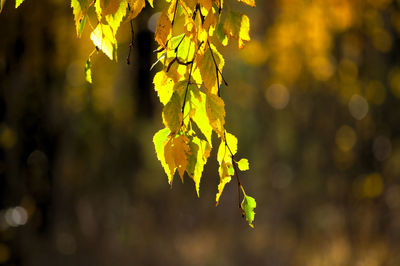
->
[206,94,225,137]
[99,0,122,16]
[237,158,249,171]
[187,136,211,196]
[106,0,127,33]
[15,0,23,8]
[153,70,174,105]
[155,11,172,48]
[173,134,191,180]
[162,92,183,133]
[127,0,145,20]
[198,44,224,94]
[71,0,89,37]
[90,23,117,60]
[153,128,174,184]
[191,90,213,144]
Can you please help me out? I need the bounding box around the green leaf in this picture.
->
[84,58,92,83]
[90,23,118,60]
[15,0,23,8]
[237,158,249,171]
[241,194,256,228]
[162,92,182,134]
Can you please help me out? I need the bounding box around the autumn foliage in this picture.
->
[1,0,257,227]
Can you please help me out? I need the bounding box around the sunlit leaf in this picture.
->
[155,11,172,48]
[191,90,213,144]
[153,70,174,105]
[127,0,145,20]
[71,0,89,37]
[206,94,225,137]
[90,23,118,60]
[99,0,122,16]
[106,0,127,33]
[237,158,249,171]
[153,128,174,184]
[198,43,224,94]
[15,0,23,8]
[162,92,183,133]
[187,136,211,196]
[173,134,191,180]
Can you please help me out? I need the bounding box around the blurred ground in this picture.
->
[1,0,400,265]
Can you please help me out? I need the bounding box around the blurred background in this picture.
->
[1,0,400,265]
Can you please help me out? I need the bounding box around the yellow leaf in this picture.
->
[106,0,127,33]
[206,93,225,137]
[217,132,237,163]
[71,0,89,37]
[90,23,117,60]
[223,11,250,48]
[191,90,213,144]
[155,11,172,48]
[126,0,145,20]
[173,135,191,181]
[216,161,232,204]
[238,0,255,7]
[15,0,24,8]
[162,93,182,133]
[99,0,122,16]
[197,44,224,94]
[187,136,211,196]
[198,0,212,11]
[153,128,175,184]
[237,158,249,171]
[153,70,174,105]
[147,0,153,7]
[164,137,177,184]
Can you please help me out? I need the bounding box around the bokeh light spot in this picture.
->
[265,83,290,110]
[335,125,357,152]
[348,94,369,120]
[363,173,384,198]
